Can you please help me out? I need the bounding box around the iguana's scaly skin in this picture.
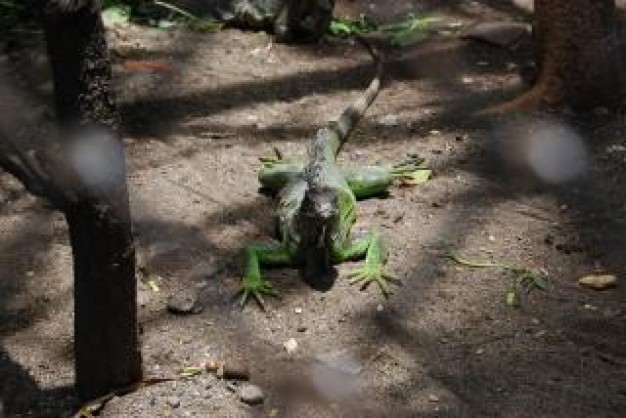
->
[239,38,420,309]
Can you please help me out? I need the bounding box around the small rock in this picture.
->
[166,396,181,408]
[222,359,250,381]
[205,359,219,373]
[283,338,298,354]
[297,326,308,332]
[294,307,303,314]
[531,318,540,325]
[239,384,264,405]
[167,291,203,315]
[376,304,384,312]
[461,21,530,49]
[379,114,399,127]
[578,274,617,290]
[428,394,440,403]
[475,348,485,355]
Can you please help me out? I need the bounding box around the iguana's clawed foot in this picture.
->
[347,266,401,297]
[238,279,280,311]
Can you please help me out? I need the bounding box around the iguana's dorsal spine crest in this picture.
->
[329,36,383,157]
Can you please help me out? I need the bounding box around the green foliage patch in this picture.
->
[329,12,440,47]
[447,253,548,308]
[100,0,223,32]
[0,0,38,33]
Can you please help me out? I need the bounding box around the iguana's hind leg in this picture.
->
[333,232,400,297]
[240,244,292,309]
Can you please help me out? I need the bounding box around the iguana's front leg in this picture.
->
[240,243,293,309]
[258,157,303,193]
[333,232,400,296]
[258,155,429,198]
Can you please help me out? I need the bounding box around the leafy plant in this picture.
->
[328,14,378,37]
[379,14,440,47]
[328,12,439,47]
[101,4,131,27]
[505,268,547,307]
[99,0,223,32]
[447,253,548,308]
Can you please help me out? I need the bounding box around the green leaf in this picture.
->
[328,14,377,37]
[380,14,440,47]
[403,169,431,185]
[102,5,131,27]
[530,274,548,290]
[505,288,519,307]
[329,21,352,36]
[447,253,503,269]
[517,271,548,291]
[505,281,520,307]
[179,367,203,378]
[147,280,160,292]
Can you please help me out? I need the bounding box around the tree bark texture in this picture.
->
[43,0,119,128]
[500,0,623,111]
[42,0,142,399]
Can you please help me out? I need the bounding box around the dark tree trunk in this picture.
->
[497,0,623,112]
[43,0,119,128]
[66,199,140,399]
[42,0,142,399]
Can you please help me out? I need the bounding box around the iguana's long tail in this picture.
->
[330,36,383,156]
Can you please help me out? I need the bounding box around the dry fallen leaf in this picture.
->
[578,274,617,290]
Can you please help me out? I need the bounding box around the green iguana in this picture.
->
[239,38,427,308]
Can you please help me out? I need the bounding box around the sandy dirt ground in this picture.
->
[1,1,625,417]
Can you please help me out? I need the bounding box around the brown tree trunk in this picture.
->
[496,0,623,112]
[42,0,142,399]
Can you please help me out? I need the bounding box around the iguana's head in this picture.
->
[296,186,340,290]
